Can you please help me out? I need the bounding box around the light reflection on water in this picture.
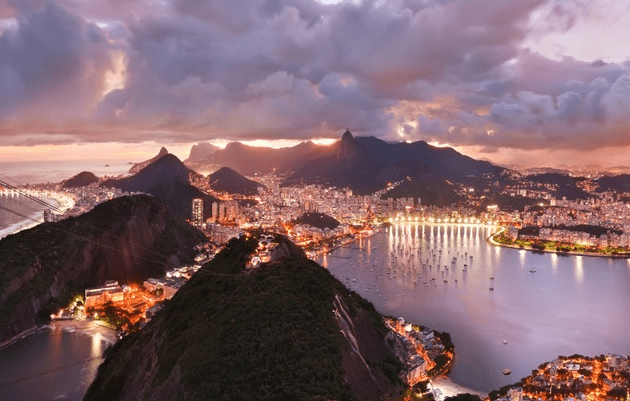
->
[0,324,114,401]
[318,224,630,392]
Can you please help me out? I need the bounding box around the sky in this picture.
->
[0,0,629,167]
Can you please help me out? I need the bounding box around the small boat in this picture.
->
[489,287,494,291]
[503,368,511,375]
[503,340,508,345]
[529,268,536,273]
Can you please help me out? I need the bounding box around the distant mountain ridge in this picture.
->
[207,167,262,196]
[185,140,333,176]
[282,130,482,205]
[185,130,508,205]
[186,142,220,162]
[102,154,218,219]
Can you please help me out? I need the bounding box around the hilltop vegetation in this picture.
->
[85,235,403,401]
[61,171,99,188]
[293,212,340,230]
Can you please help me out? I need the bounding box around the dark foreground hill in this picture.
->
[102,154,218,220]
[85,235,403,401]
[61,171,99,188]
[0,195,206,343]
[207,167,262,196]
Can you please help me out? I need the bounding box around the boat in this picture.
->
[489,287,494,291]
[529,268,537,273]
[503,368,511,375]
[503,340,508,344]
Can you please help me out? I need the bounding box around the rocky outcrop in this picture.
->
[269,236,307,263]
[333,294,397,400]
[186,142,219,163]
[0,195,206,343]
[129,147,168,174]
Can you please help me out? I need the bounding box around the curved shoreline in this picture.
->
[0,319,118,351]
[486,227,630,259]
[0,190,75,240]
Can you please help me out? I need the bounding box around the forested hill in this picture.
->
[0,195,205,343]
[85,235,404,401]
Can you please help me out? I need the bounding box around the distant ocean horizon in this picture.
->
[0,159,131,185]
[0,160,130,238]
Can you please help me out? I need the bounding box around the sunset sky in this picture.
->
[1,0,629,167]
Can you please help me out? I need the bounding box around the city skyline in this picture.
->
[1,0,630,167]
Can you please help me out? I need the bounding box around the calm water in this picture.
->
[319,224,630,392]
[0,323,114,401]
[0,160,130,185]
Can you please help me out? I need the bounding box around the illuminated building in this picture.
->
[192,198,203,226]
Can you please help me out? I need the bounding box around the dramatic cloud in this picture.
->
[1,0,630,163]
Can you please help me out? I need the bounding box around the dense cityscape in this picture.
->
[3,147,630,400]
[2,0,630,400]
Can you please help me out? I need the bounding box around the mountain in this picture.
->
[595,174,630,193]
[102,154,218,220]
[293,212,340,230]
[61,171,98,188]
[85,235,403,401]
[353,135,503,183]
[282,130,463,205]
[185,142,220,163]
[185,130,507,206]
[381,175,455,206]
[0,195,206,343]
[524,173,590,200]
[129,147,169,174]
[185,140,333,176]
[207,167,262,196]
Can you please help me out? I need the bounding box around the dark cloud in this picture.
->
[1,0,630,157]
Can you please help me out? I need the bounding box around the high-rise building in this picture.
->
[219,203,227,221]
[192,198,203,226]
[212,202,219,220]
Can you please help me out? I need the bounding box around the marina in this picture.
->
[318,223,630,392]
